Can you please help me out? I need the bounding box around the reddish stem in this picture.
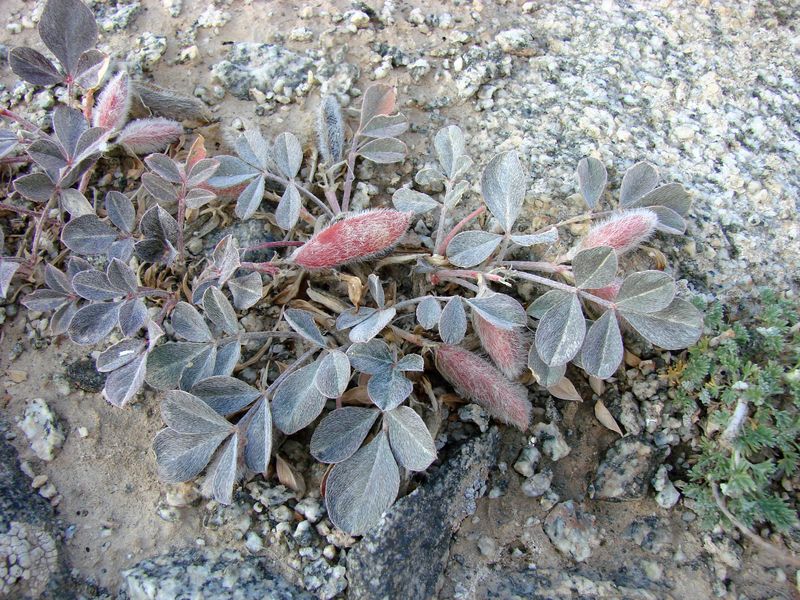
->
[240,261,281,275]
[243,240,303,254]
[437,205,486,255]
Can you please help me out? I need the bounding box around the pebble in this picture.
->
[7,370,27,383]
[31,475,48,489]
[543,500,599,563]
[17,399,64,462]
[521,469,553,498]
[531,423,571,461]
[513,446,541,478]
[244,532,263,553]
[477,536,496,558]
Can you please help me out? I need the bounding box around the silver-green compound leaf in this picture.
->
[201,433,239,504]
[207,155,259,188]
[235,174,265,220]
[649,205,686,235]
[72,269,123,301]
[61,214,118,255]
[311,407,379,464]
[236,128,269,170]
[535,293,586,367]
[97,339,145,372]
[361,113,409,139]
[271,361,326,434]
[528,344,566,388]
[228,272,262,310]
[105,191,136,233]
[325,431,400,535]
[314,350,351,398]
[439,296,467,345]
[620,298,703,350]
[465,293,527,329]
[145,342,210,390]
[392,188,439,214]
[527,289,570,320]
[367,368,413,411]
[615,271,676,313]
[619,161,659,207]
[106,258,138,294]
[203,286,238,335]
[275,182,301,230]
[385,406,436,471]
[367,274,385,308]
[395,354,424,372]
[190,376,261,416]
[416,296,441,330]
[573,246,618,290]
[273,132,303,179]
[358,138,407,164]
[635,183,691,216]
[68,301,121,345]
[244,399,272,473]
[580,311,623,380]
[154,428,230,484]
[336,307,376,331]
[285,308,326,347]
[576,157,607,209]
[178,344,216,391]
[103,353,146,408]
[161,390,233,434]
[347,339,393,375]
[480,151,526,233]
[349,308,396,344]
[446,230,502,268]
[118,298,147,337]
[171,302,212,342]
[214,341,240,377]
[39,0,97,75]
[444,178,470,209]
[434,125,465,179]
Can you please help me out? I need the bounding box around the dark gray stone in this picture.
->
[347,427,500,600]
[203,220,275,264]
[474,568,669,600]
[119,548,313,600]
[65,358,106,393]
[590,437,664,501]
[0,422,97,599]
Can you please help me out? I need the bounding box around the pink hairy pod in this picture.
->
[115,118,183,155]
[587,278,623,302]
[581,208,658,255]
[435,345,531,431]
[473,313,530,379]
[93,71,131,131]
[291,209,412,270]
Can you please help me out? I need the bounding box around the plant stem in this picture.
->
[0,156,30,165]
[0,202,59,222]
[497,260,567,274]
[242,240,303,254]
[0,108,46,135]
[437,275,480,293]
[436,205,486,256]
[266,347,317,395]
[240,261,281,275]
[264,173,334,219]
[176,184,187,264]
[434,268,503,283]
[711,483,800,568]
[432,181,452,254]
[495,234,511,263]
[502,269,614,309]
[29,195,58,268]
[389,325,437,348]
[340,143,359,213]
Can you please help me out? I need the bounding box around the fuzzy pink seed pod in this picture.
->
[115,118,183,155]
[581,208,658,255]
[291,209,412,270]
[587,278,622,302]
[473,313,531,380]
[93,71,131,131]
[435,345,531,431]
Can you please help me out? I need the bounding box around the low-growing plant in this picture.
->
[675,291,799,551]
[2,0,704,535]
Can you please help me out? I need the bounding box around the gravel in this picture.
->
[543,500,600,563]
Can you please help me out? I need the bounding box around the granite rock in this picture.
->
[346,427,500,600]
[543,500,600,563]
[591,437,663,501]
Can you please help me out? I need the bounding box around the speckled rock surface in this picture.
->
[346,427,500,600]
[0,422,83,599]
[119,548,313,600]
[474,568,669,600]
[543,500,600,563]
[591,437,664,501]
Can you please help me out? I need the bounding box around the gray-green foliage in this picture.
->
[2,0,705,538]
